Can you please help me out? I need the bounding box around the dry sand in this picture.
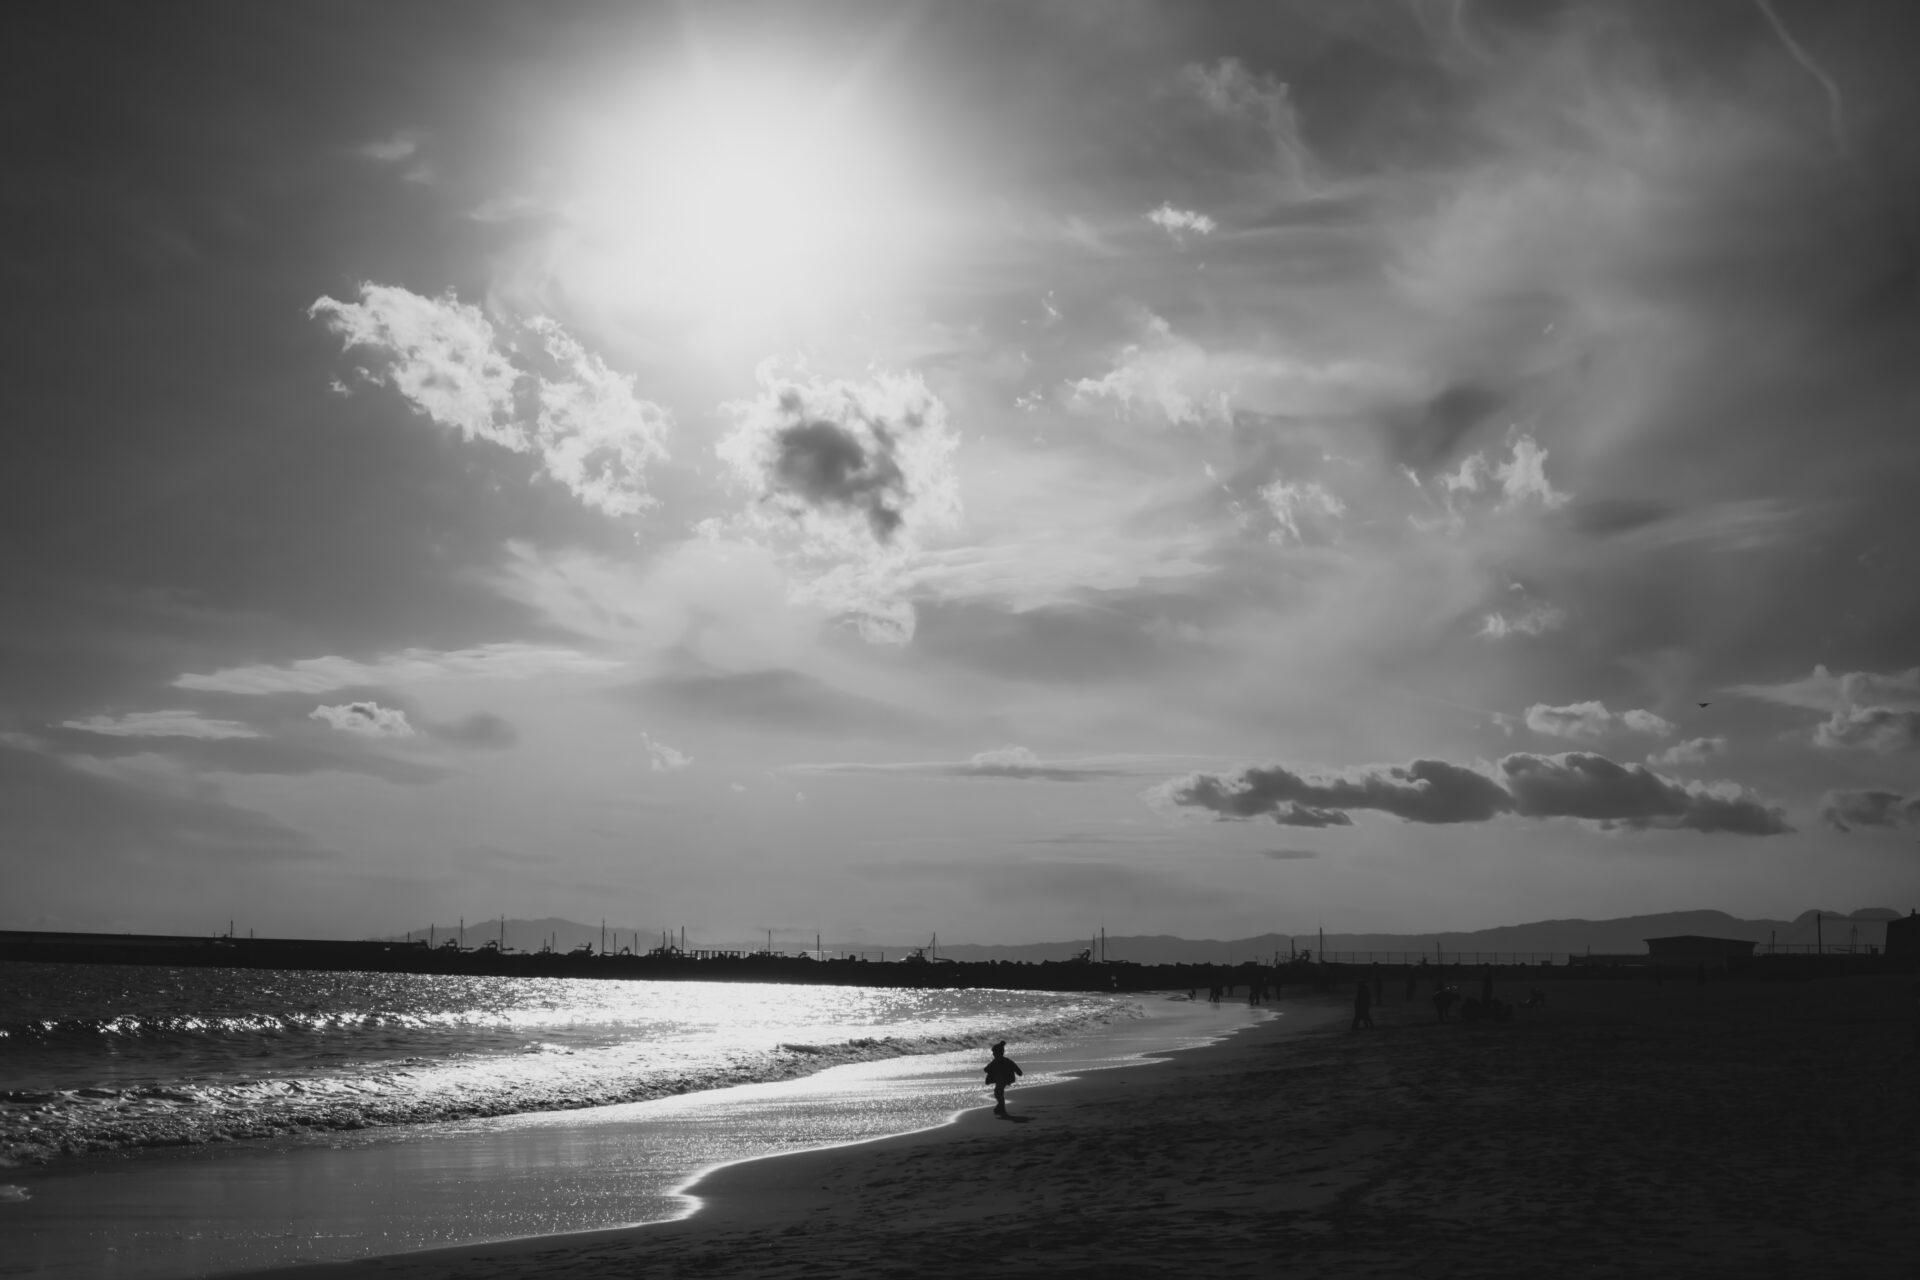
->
[250,974,1919,1280]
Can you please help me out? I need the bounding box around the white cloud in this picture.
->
[644,734,691,772]
[310,284,672,517]
[1731,666,1920,752]
[1478,603,1566,639]
[1494,436,1570,510]
[1524,701,1673,740]
[1258,478,1345,545]
[58,710,259,740]
[358,134,417,163]
[1147,204,1218,242]
[709,363,962,643]
[309,701,415,739]
[525,318,671,516]
[1648,737,1726,767]
[310,284,525,450]
[1620,709,1676,738]
[729,781,748,793]
[175,643,622,695]
[1068,312,1389,428]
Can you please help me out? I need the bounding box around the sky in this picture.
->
[5,0,1918,946]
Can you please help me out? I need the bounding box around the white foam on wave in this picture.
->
[0,1184,30,1202]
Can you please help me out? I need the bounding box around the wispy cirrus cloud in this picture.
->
[175,644,622,696]
[791,745,1148,782]
[1478,603,1566,640]
[1731,666,1920,752]
[58,710,259,740]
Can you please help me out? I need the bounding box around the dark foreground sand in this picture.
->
[254,975,1919,1280]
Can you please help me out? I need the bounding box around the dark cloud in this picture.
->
[1257,848,1320,860]
[771,412,909,542]
[1158,758,1514,826]
[1156,750,1789,837]
[1821,788,1920,832]
[1499,752,1789,835]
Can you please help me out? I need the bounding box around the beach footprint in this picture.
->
[0,1185,31,1202]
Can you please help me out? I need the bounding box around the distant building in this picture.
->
[1888,911,1920,962]
[1644,935,1756,967]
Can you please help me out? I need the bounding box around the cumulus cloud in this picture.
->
[309,701,415,738]
[1147,204,1217,242]
[58,710,259,740]
[175,644,622,695]
[1524,701,1673,740]
[643,734,690,772]
[524,318,671,516]
[310,284,671,516]
[1425,434,1570,519]
[1814,705,1920,753]
[1498,752,1788,835]
[1151,758,1514,826]
[1732,666,1920,752]
[710,364,961,642]
[1478,603,1566,639]
[1821,788,1920,832]
[1259,477,1345,545]
[1153,750,1787,837]
[1647,736,1727,767]
[791,746,1132,782]
[309,284,524,450]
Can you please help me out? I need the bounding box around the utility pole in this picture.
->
[459,918,464,950]
[1816,912,1823,955]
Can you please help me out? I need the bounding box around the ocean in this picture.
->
[0,963,1261,1278]
[0,962,1127,1165]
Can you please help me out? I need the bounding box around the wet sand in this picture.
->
[240,974,1920,1280]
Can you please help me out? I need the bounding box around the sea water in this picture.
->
[0,964,1264,1278]
[0,963,1124,1164]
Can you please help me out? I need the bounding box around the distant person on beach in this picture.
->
[1352,979,1374,1030]
[984,1041,1023,1116]
[1432,986,1459,1023]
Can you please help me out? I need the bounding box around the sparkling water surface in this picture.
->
[0,963,1126,1164]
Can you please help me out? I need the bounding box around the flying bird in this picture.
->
[1697,702,1711,708]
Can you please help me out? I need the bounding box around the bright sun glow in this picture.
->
[571,67,917,328]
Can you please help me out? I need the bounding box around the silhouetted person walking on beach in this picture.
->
[1352,979,1374,1030]
[984,1040,1023,1116]
[1432,986,1459,1023]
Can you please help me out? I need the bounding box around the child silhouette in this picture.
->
[984,1040,1023,1116]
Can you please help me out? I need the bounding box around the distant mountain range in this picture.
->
[377,908,1908,963]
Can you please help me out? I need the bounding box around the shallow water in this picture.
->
[0,995,1267,1279]
[0,964,1119,1164]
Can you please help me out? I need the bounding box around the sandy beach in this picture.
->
[229,972,1919,1280]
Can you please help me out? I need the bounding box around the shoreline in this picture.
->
[231,975,1920,1279]
[233,995,1353,1278]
